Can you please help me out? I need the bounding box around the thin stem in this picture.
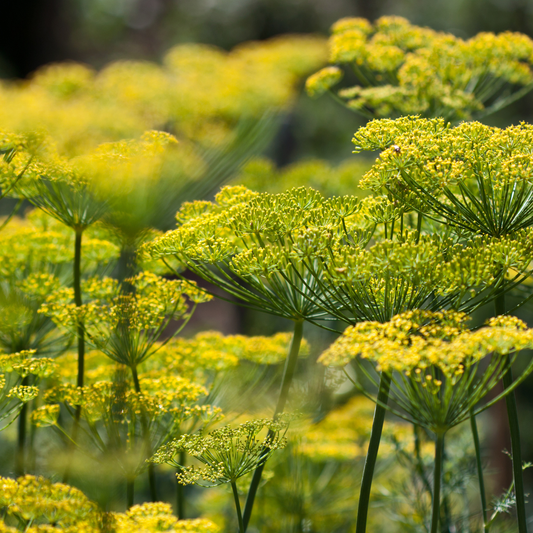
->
[414,424,433,497]
[441,438,452,533]
[127,477,134,509]
[503,363,527,533]
[431,433,445,533]
[74,229,85,402]
[131,365,158,502]
[63,229,85,483]
[232,481,245,533]
[356,372,391,533]
[177,451,186,519]
[15,382,28,476]
[470,412,488,533]
[242,319,304,531]
[495,291,527,533]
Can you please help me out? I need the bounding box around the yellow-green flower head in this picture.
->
[151,417,291,486]
[141,331,309,385]
[31,63,95,100]
[110,502,219,533]
[320,310,533,432]
[42,375,209,424]
[0,350,55,429]
[0,475,100,529]
[41,272,211,368]
[307,15,533,121]
[0,35,326,159]
[143,185,364,322]
[353,117,533,237]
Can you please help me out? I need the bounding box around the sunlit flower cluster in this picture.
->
[320,311,533,432]
[0,37,326,157]
[307,15,533,121]
[353,117,533,237]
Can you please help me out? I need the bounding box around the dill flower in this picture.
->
[110,502,219,533]
[40,272,211,376]
[307,16,533,121]
[151,418,290,487]
[35,374,221,481]
[0,350,55,429]
[320,310,533,432]
[353,117,533,238]
[0,475,100,530]
[142,185,362,324]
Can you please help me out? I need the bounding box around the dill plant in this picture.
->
[353,116,533,532]
[143,182,531,530]
[306,16,533,122]
[151,418,290,533]
[321,311,533,533]
[3,15,533,533]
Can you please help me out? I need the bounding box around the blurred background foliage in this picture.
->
[2,0,533,165]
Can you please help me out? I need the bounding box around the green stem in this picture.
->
[495,291,527,533]
[131,365,157,502]
[242,319,304,531]
[118,245,137,294]
[177,451,186,519]
[74,229,85,407]
[470,412,488,533]
[127,477,134,509]
[232,481,245,533]
[441,439,452,533]
[15,377,29,476]
[356,372,391,533]
[503,363,527,533]
[414,424,433,497]
[431,433,445,533]
[63,229,84,483]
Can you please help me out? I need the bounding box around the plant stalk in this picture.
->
[242,319,304,531]
[495,291,527,533]
[131,365,158,502]
[431,433,445,533]
[232,481,245,533]
[356,372,391,533]
[127,477,134,509]
[177,451,186,519]
[63,229,84,483]
[470,412,488,533]
[74,229,85,408]
[15,377,29,476]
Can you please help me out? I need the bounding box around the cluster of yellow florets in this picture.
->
[307,16,533,121]
[0,476,219,532]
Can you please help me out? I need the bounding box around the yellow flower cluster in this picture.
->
[0,477,218,532]
[0,475,100,530]
[0,37,326,157]
[307,15,533,121]
[110,502,219,533]
[320,310,533,374]
[0,350,55,427]
[353,117,533,236]
[40,272,211,369]
[151,417,290,487]
[300,396,414,462]
[0,211,119,280]
[320,311,533,432]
